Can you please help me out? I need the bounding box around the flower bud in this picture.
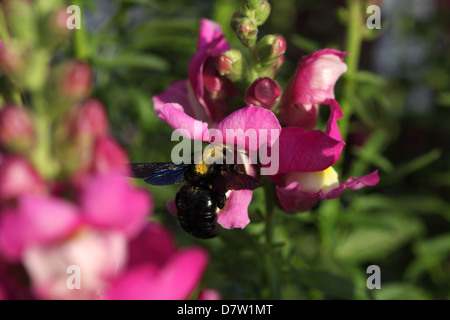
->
[42,9,73,49]
[90,137,129,176]
[216,49,246,81]
[68,99,109,139]
[0,104,35,154]
[256,34,286,65]
[245,77,282,109]
[58,61,93,100]
[0,155,46,202]
[230,12,258,47]
[241,0,271,26]
[0,44,25,76]
[260,55,284,78]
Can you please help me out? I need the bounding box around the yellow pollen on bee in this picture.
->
[194,162,209,175]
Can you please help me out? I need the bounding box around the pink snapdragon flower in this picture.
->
[271,99,379,212]
[275,99,345,174]
[273,167,379,213]
[153,19,235,126]
[106,223,209,300]
[278,49,348,131]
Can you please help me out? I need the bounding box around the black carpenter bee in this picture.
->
[129,146,260,239]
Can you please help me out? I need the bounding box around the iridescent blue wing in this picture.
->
[130,162,187,186]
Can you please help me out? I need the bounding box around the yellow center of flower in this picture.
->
[286,166,340,195]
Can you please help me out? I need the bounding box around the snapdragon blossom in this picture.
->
[0,102,211,300]
[153,19,235,126]
[278,49,348,131]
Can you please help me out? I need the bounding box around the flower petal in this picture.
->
[217,190,253,229]
[23,229,127,300]
[188,19,231,123]
[127,223,176,269]
[0,195,80,261]
[215,105,281,151]
[276,100,345,173]
[275,170,380,213]
[107,247,208,300]
[278,49,347,129]
[152,80,210,123]
[197,19,230,53]
[80,175,152,239]
[159,103,210,142]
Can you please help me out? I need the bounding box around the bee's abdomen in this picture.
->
[176,186,219,239]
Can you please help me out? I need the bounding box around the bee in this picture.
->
[129,146,260,239]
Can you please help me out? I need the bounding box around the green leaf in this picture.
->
[290,34,321,53]
[353,194,450,221]
[374,283,431,300]
[334,215,423,263]
[380,148,442,186]
[296,268,355,299]
[94,53,169,72]
[346,71,387,87]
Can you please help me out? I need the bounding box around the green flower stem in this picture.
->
[248,45,259,83]
[31,93,57,180]
[0,7,23,106]
[262,176,281,299]
[0,7,10,44]
[319,0,364,252]
[340,0,364,145]
[72,0,92,61]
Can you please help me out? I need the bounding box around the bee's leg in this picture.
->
[216,192,226,210]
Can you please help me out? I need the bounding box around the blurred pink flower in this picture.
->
[106,223,209,300]
[0,104,35,153]
[79,174,151,238]
[0,155,46,202]
[67,99,109,139]
[153,19,235,126]
[0,174,154,299]
[278,49,348,131]
[197,288,221,300]
[22,228,127,300]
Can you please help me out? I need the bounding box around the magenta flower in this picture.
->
[153,19,235,125]
[0,104,35,154]
[278,49,348,131]
[275,99,345,174]
[0,174,152,299]
[106,223,209,300]
[0,155,46,202]
[273,168,379,213]
[0,174,150,261]
[271,99,379,212]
